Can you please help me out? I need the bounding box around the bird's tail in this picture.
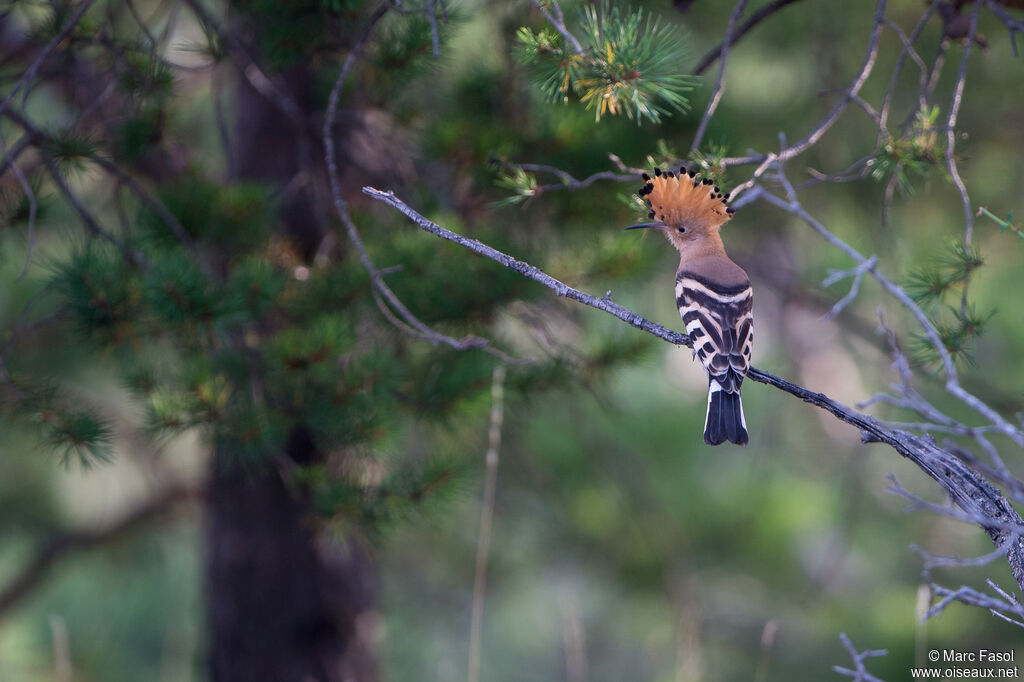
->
[704,380,748,446]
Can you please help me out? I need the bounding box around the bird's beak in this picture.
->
[623,222,667,231]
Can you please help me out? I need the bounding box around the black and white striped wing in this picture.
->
[675,273,753,392]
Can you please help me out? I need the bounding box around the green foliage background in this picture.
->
[1,0,1023,680]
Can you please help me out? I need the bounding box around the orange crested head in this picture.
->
[638,166,735,236]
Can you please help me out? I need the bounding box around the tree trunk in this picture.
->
[205,428,376,682]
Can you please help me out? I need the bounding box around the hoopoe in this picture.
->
[627,167,752,445]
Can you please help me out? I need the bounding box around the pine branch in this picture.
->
[2,107,200,261]
[362,185,1024,594]
[1,113,143,268]
[519,1,697,123]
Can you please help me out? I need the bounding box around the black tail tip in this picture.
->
[704,388,749,446]
[703,427,749,446]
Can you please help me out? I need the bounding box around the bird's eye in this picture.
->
[677,226,686,233]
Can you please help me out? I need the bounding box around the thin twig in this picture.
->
[987,0,1024,57]
[821,255,878,321]
[924,38,949,106]
[124,0,159,48]
[425,0,441,57]
[325,7,519,361]
[944,2,981,317]
[511,161,636,192]
[467,365,506,682]
[727,0,887,199]
[531,0,584,56]
[212,66,236,181]
[887,475,1022,535]
[39,144,141,265]
[693,0,806,75]
[0,130,37,280]
[2,108,180,266]
[0,133,33,179]
[833,633,887,682]
[799,154,874,189]
[0,0,98,121]
[690,0,749,154]
[878,6,938,136]
[181,0,305,125]
[911,541,1013,571]
[925,582,1024,625]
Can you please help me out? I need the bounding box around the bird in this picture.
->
[626,166,752,445]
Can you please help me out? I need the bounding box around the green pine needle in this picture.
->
[494,166,539,207]
[518,1,697,124]
[40,409,114,469]
[909,307,990,369]
[44,132,98,175]
[904,241,983,309]
[905,268,955,309]
[868,106,942,196]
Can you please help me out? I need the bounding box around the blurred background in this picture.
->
[1,0,1022,680]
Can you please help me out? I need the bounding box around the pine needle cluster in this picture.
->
[516,0,697,123]
[905,241,990,366]
[868,106,942,196]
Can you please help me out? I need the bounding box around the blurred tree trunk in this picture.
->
[206,429,376,682]
[204,48,374,679]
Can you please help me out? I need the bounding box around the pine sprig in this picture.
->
[910,305,993,368]
[41,409,113,468]
[868,106,942,196]
[905,241,989,367]
[517,1,697,124]
[688,139,732,186]
[493,165,539,207]
[44,131,98,176]
[905,241,983,310]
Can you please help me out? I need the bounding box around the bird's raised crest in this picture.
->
[638,166,735,228]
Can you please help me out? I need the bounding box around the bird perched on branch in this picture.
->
[626,167,752,445]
